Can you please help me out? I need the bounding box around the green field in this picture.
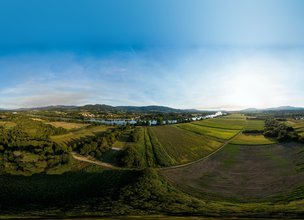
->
[193,117,246,130]
[244,119,265,131]
[175,123,239,140]
[286,119,304,129]
[230,133,276,145]
[119,125,223,167]
[3,113,304,218]
[161,142,304,203]
[286,119,304,137]
[50,125,110,146]
[44,121,89,130]
[148,125,223,164]
[223,114,246,119]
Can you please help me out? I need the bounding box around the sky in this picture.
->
[1,0,304,110]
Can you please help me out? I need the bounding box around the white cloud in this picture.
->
[0,48,304,110]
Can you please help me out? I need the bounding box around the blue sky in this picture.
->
[1,0,304,110]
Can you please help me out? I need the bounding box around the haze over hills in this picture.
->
[241,106,304,112]
[2,104,304,114]
[9,104,205,113]
[4,104,304,113]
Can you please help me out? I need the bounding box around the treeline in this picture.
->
[263,119,303,142]
[117,127,175,169]
[243,130,263,134]
[117,127,146,168]
[246,111,304,120]
[0,115,138,174]
[71,126,130,159]
[0,127,70,175]
[13,116,67,139]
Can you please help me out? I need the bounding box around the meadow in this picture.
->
[193,117,246,130]
[0,121,16,128]
[175,123,239,140]
[148,125,223,165]
[286,119,304,137]
[244,119,265,131]
[44,121,89,130]
[2,113,304,218]
[230,133,276,145]
[50,125,111,147]
[161,142,304,203]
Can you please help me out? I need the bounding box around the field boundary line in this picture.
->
[71,130,243,171]
[191,122,242,131]
[158,129,243,171]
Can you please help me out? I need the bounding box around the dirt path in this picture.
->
[71,130,243,171]
[70,152,119,169]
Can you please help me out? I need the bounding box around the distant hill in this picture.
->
[116,105,201,113]
[265,106,304,111]
[241,106,304,112]
[13,104,204,114]
[240,108,259,112]
[79,104,117,112]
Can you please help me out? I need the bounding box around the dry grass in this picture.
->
[0,121,17,128]
[286,119,304,137]
[50,125,110,147]
[45,121,89,130]
[31,118,46,122]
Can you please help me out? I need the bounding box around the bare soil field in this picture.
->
[161,142,304,203]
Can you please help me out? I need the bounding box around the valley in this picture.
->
[1,107,304,218]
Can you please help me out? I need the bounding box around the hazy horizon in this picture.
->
[1,0,304,110]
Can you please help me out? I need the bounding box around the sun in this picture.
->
[219,59,284,109]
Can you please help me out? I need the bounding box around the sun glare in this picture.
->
[219,59,284,109]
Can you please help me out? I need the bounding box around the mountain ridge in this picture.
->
[6,104,205,113]
[241,106,304,112]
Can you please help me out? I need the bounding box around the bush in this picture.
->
[117,146,145,168]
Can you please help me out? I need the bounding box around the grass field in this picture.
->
[286,119,304,137]
[3,114,304,217]
[193,117,246,130]
[223,114,246,119]
[230,133,276,145]
[44,121,89,130]
[148,125,223,164]
[0,121,17,128]
[175,123,239,140]
[161,142,304,203]
[244,119,265,131]
[50,125,110,147]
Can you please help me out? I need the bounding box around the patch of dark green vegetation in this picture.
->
[70,126,127,158]
[0,116,70,175]
[117,127,175,168]
[264,118,302,142]
[2,168,304,218]
[2,112,304,218]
